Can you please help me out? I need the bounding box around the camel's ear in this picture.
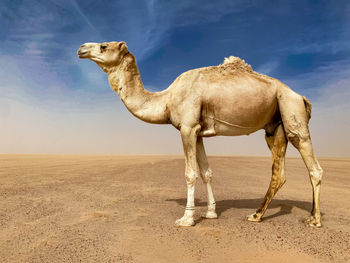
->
[118,41,127,51]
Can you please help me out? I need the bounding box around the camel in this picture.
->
[77,41,323,227]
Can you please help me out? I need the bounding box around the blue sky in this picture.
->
[0,0,349,155]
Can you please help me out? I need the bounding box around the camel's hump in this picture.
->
[221,56,253,73]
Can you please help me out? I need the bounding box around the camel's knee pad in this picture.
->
[286,129,309,148]
[201,168,213,183]
[185,170,198,185]
[286,132,301,147]
[310,168,323,185]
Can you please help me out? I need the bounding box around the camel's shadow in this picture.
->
[166,198,316,221]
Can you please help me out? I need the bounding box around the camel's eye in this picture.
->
[101,45,107,51]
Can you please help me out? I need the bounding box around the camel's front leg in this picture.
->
[175,124,201,227]
[196,137,217,219]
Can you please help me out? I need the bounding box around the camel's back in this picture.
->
[168,56,277,96]
[168,57,280,136]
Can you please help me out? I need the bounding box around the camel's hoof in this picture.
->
[201,211,218,219]
[174,216,195,227]
[305,216,322,228]
[247,212,262,222]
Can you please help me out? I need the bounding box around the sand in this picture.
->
[0,155,349,262]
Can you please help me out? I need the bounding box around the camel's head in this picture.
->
[77,41,129,68]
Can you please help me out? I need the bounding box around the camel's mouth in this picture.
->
[77,50,89,59]
[77,44,105,63]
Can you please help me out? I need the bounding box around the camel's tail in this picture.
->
[303,96,312,122]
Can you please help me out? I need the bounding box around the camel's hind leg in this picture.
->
[196,137,217,219]
[295,138,323,227]
[278,89,323,227]
[248,124,287,222]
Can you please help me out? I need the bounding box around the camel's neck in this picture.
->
[107,54,169,124]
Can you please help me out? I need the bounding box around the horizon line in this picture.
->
[1,153,349,159]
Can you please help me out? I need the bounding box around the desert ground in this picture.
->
[0,155,349,262]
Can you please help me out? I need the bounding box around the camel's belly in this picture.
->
[199,84,278,137]
[199,117,263,137]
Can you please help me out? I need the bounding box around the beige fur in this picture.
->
[78,41,323,227]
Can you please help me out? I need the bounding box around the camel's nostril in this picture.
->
[80,44,86,48]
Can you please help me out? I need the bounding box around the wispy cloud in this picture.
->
[282,58,350,98]
[69,0,97,32]
[0,1,349,155]
[118,0,251,61]
[256,60,279,75]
